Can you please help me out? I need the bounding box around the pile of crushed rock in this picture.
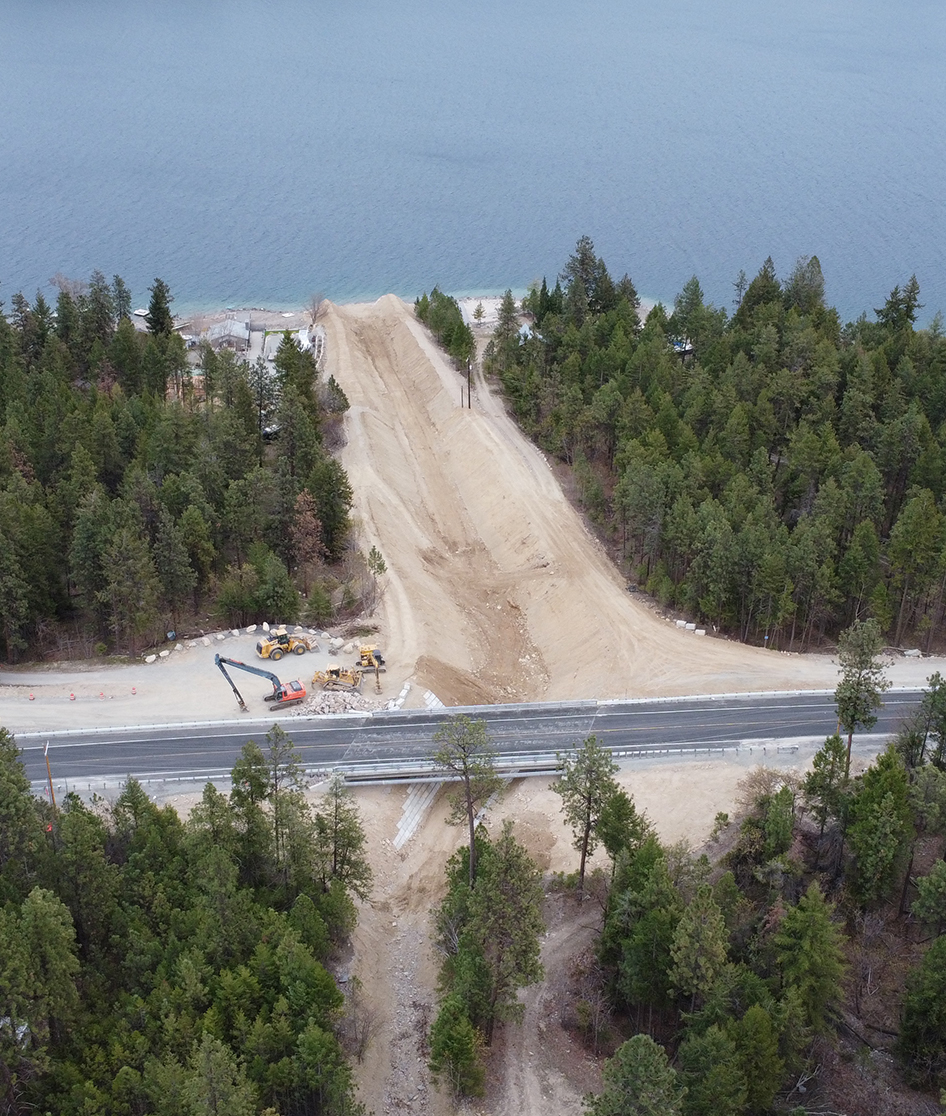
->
[293,690,382,716]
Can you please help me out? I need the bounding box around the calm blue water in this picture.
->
[2,1,944,322]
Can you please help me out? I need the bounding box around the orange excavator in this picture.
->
[215,654,307,712]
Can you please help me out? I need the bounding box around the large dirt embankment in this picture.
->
[325,296,913,705]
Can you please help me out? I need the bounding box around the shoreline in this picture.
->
[170,291,663,330]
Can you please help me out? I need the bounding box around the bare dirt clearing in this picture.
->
[324,296,938,706]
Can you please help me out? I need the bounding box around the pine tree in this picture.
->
[431,715,505,886]
[465,821,544,1043]
[803,733,849,837]
[898,935,946,1086]
[289,488,325,595]
[428,993,485,1098]
[112,274,132,320]
[103,522,160,651]
[585,1033,685,1116]
[145,278,174,337]
[911,861,946,935]
[669,884,729,1011]
[554,735,620,891]
[313,775,372,901]
[773,881,846,1032]
[848,745,912,903]
[677,1024,747,1116]
[0,728,44,901]
[305,449,353,561]
[597,785,651,868]
[153,505,197,622]
[182,1033,258,1116]
[729,1003,784,1113]
[835,617,890,777]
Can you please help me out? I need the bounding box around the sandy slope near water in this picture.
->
[325,295,939,706]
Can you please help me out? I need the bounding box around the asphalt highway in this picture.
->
[14,689,923,795]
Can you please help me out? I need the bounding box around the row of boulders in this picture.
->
[141,622,361,664]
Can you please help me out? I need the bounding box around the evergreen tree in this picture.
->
[181,1033,258,1116]
[729,1003,783,1113]
[145,278,175,337]
[103,520,161,651]
[464,821,545,1043]
[898,934,946,1087]
[803,733,849,837]
[911,861,946,934]
[677,1024,747,1116]
[0,729,44,902]
[111,274,132,320]
[597,785,651,868]
[431,715,504,886]
[773,881,846,1032]
[669,884,729,1011]
[153,504,197,622]
[835,617,891,777]
[289,488,325,595]
[312,775,372,901]
[305,450,353,561]
[585,1033,685,1116]
[847,745,912,903]
[554,735,620,891]
[428,993,485,1098]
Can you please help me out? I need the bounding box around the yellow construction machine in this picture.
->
[256,627,317,661]
[355,645,385,671]
[312,665,364,692]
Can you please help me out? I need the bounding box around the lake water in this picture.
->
[2,1,944,322]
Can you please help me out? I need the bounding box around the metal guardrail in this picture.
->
[32,737,792,799]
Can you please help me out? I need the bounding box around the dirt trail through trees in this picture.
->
[325,297,853,704]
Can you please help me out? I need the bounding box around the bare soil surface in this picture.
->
[323,296,941,706]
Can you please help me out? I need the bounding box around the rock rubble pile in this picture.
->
[294,690,381,716]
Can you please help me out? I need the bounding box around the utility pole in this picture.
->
[467,359,472,408]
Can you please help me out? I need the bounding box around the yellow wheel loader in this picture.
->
[256,627,317,661]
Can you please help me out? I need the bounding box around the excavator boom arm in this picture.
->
[214,656,305,709]
[215,654,285,711]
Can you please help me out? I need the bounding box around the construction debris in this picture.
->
[293,690,381,716]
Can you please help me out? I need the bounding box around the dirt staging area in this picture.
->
[324,296,933,704]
